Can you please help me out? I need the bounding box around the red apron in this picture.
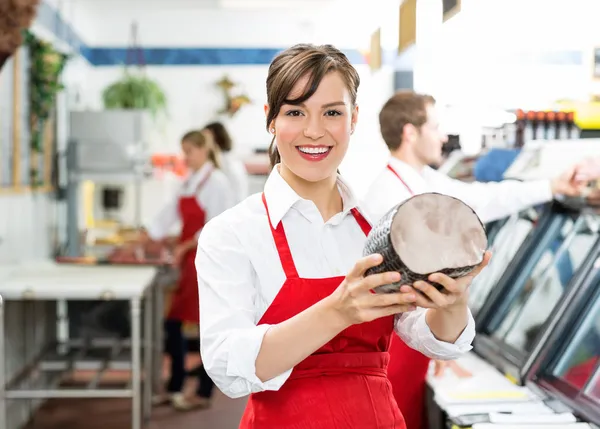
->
[386,163,431,429]
[167,169,212,324]
[239,193,405,429]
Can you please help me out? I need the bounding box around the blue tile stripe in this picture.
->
[88,47,369,66]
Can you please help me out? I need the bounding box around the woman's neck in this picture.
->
[279,165,342,222]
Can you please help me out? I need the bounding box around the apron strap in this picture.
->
[350,208,372,236]
[387,164,415,196]
[262,193,300,279]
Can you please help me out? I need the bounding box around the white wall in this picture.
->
[416,0,596,109]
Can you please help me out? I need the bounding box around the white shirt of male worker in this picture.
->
[362,101,580,225]
[146,161,234,240]
[195,166,476,399]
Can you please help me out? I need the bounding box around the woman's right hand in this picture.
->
[328,253,418,327]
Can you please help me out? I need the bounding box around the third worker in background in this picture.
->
[362,90,593,429]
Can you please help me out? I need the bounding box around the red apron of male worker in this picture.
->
[167,170,212,324]
[239,194,405,429]
[386,163,432,429]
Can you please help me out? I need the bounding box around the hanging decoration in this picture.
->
[216,75,251,117]
[101,22,168,119]
[25,30,69,184]
[0,0,40,71]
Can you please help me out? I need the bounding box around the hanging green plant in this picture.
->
[24,30,69,185]
[102,71,167,118]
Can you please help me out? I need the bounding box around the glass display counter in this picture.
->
[526,248,600,426]
[474,203,600,384]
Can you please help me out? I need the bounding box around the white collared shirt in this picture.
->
[146,162,234,241]
[362,157,554,225]
[195,165,476,399]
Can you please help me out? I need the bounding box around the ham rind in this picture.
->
[363,192,488,294]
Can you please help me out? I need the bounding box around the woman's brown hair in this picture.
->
[204,121,233,152]
[181,130,221,169]
[266,44,360,168]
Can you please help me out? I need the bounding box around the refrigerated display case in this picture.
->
[525,249,600,425]
[474,203,600,384]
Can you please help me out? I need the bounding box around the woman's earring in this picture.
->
[270,128,276,134]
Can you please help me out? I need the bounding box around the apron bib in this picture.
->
[239,194,405,429]
[167,169,212,324]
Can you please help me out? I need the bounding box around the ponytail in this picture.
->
[208,145,222,169]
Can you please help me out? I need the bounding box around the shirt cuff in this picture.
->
[225,324,293,393]
[412,308,476,360]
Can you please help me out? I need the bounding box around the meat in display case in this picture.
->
[474,203,600,384]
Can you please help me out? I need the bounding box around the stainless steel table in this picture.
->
[0,263,161,429]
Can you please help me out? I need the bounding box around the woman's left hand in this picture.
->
[410,251,492,310]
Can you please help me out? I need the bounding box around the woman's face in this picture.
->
[182,139,208,171]
[267,71,358,183]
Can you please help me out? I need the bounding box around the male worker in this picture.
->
[362,90,591,429]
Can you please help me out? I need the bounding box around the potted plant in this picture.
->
[102,71,167,118]
[0,0,40,71]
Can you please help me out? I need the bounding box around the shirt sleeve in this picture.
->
[394,307,476,360]
[145,195,180,241]
[427,170,553,224]
[196,219,292,398]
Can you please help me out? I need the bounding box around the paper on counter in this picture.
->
[436,386,535,406]
[445,401,555,418]
[489,412,577,424]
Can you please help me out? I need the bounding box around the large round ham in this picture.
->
[363,192,488,294]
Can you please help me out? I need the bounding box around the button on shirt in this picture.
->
[146,162,234,241]
[195,166,476,399]
[363,157,555,224]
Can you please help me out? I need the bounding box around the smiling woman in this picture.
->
[196,43,485,429]
[265,44,359,180]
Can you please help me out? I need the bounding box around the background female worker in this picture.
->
[144,129,234,411]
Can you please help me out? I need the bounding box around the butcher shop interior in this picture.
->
[2,0,600,428]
